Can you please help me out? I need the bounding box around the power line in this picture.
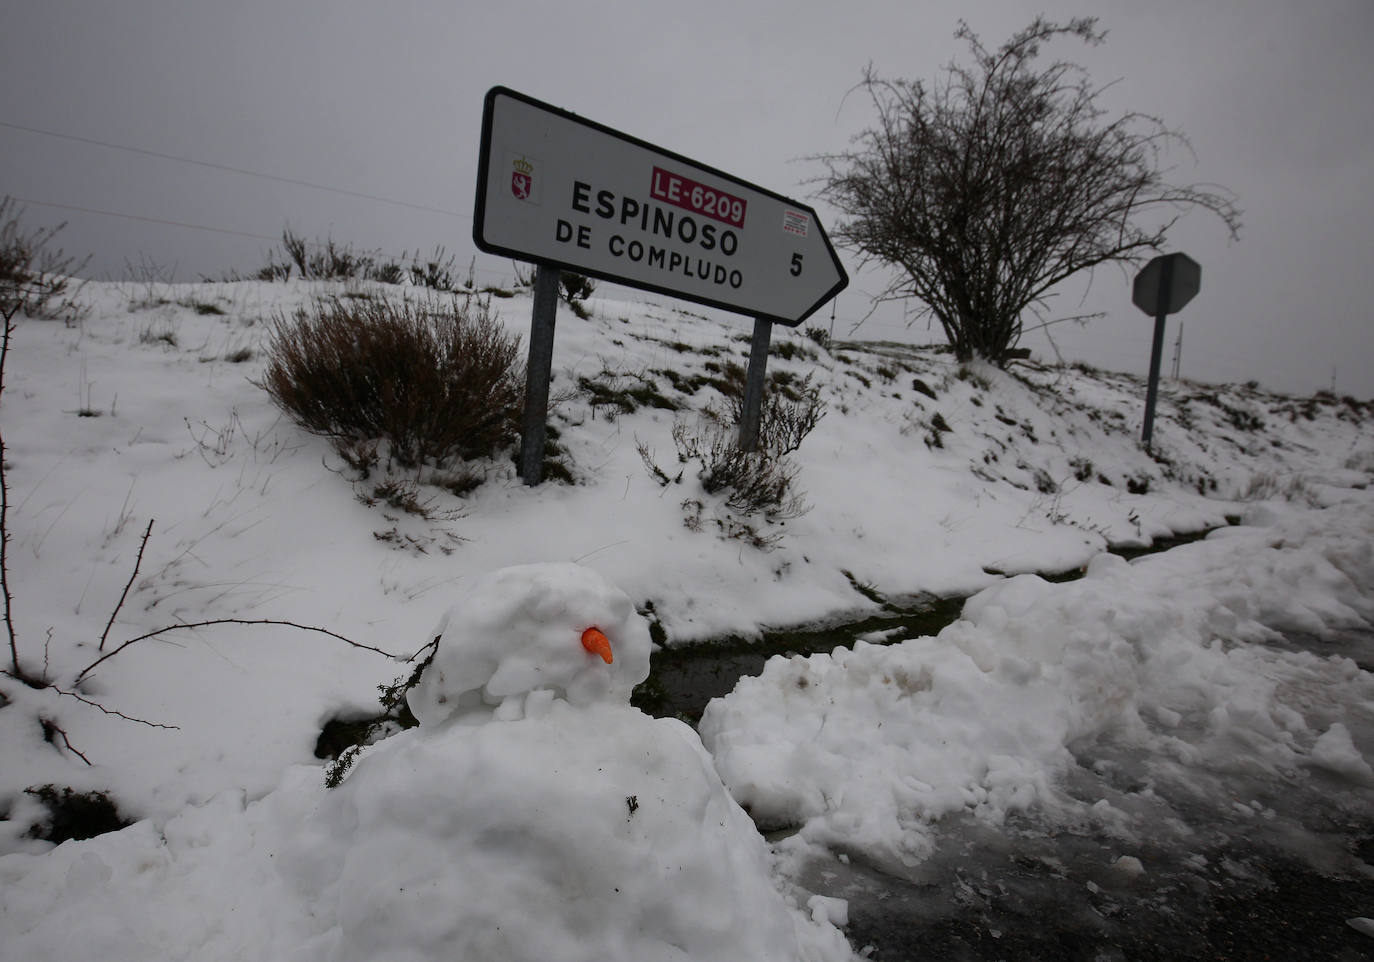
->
[0,118,469,219]
[7,195,516,280]
[9,196,280,244]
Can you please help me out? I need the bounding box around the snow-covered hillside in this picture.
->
[1,279,1371,959]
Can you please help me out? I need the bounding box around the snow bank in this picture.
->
[3,719,854,962]
[0,564,853,961]
[295,703,847,962]
[700,500,1374,869]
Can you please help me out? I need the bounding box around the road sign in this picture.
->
[1132,251,1202,446]
[1133,252,1200,317]
[474,86,848,327]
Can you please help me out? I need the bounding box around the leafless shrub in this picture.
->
[758,378,825,458]
[336,439,382,477]
[641,373,822,548]
[679,497,786,551]
[252,228,462,293]
[404,246,458,291]
[1238,472,1320,506]
[803,325,831,351]
[138,315,179,348]
[814,18,1240,364]
[559,271,596,319]
[711,368,826,458]
[0,197,89,325]
[256,296,524,468]
[671,420,806,518]
[636,439,682,487]
[427,464,486,498]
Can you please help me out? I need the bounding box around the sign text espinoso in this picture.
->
[555,179,745,290]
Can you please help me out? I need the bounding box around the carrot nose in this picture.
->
[581,627,613,664]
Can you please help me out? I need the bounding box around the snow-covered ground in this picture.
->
[1,279,1371,959]
[702,501,1374,866]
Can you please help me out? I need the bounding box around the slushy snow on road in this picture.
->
[700,500,1374,874]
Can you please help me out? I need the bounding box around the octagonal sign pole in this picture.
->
[1132,252,1201,447]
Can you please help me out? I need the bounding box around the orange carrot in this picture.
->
[581,627,613,664]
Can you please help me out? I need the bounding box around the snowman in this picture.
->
[404,561,650,726]
[288,562,854,962]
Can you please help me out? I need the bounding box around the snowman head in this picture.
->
[407,563,653,726]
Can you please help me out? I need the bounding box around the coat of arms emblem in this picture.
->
[511,157,534,201]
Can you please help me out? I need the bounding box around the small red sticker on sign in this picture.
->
[783,210,809,237]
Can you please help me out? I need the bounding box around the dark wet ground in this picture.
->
[631,530,1224,728]
[790,626,1374,961]
[813,781,1374,961]
[630,595,963,727]
[837,850,1374,961]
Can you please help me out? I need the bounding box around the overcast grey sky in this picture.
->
[2,0,1370,397]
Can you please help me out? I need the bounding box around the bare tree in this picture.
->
[0,197,89,325]
[815,18,1241,365]
[1,198,89,685]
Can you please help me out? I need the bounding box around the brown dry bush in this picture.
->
[639,370,823,547]
[671,419,807,520]
[710,364,825,458]
[258,296,524,468]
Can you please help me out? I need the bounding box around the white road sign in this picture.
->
[474,87,848,327]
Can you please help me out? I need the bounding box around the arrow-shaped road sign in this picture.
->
[474,87,847,327]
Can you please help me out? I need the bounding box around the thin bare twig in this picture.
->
[407,636,441,663]
[99,518,154,651]
[40,717,92,766]
[48,683,179,729]
[76,619,402,684]
[1,317,26,683]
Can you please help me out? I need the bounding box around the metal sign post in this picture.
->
[738,318,773,451]
[1140,255,1174,448]
[518,264,560,484]
[1132,252,1201,447]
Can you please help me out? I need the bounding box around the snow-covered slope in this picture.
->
[0,279,1370,959]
